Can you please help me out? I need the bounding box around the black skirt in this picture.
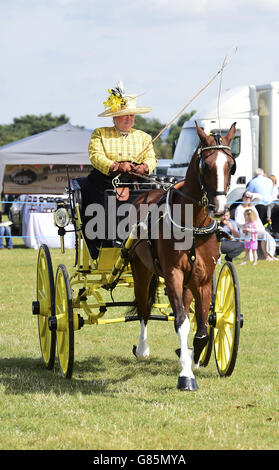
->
[80,169,133,258]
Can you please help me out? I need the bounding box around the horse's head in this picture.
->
[195,122,236,219]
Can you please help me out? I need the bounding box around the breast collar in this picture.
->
[148,189,217,238]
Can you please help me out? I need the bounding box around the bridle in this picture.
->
[196,135,236,207]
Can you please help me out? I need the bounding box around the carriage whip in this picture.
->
[134,47,238,161]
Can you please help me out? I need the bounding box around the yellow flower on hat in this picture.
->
[103,88,127,112]
[98,82,152,117]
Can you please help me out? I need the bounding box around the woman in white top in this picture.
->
[234,191,276,261]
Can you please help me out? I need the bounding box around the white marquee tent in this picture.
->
[0,123,93,190]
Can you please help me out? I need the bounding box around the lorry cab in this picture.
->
[167,85,260,201]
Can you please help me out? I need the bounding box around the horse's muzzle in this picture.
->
[207,194,227,219]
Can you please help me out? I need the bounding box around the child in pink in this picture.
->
[241,208,258,265]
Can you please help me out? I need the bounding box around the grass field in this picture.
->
[0,237,278,450]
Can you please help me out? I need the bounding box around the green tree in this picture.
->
[166,111,196,151]
[0,113,70,146]
[134,115,171,158]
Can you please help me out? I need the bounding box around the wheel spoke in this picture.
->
[224,323,234,350]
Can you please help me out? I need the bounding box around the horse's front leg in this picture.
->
[133,319,150,359]
[165,271,198,391]
[131,253,154,359]
[192,283,212,369]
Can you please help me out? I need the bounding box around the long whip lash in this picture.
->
[134,48,238,161]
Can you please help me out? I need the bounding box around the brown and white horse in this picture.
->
[130,122,237,391]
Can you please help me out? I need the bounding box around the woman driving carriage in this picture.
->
[81,83,157,259]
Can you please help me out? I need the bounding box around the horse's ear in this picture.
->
[195,121,208,144]
[225,122,237,144]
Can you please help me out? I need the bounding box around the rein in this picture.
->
[112,172,173,192]
[165,182,218,237]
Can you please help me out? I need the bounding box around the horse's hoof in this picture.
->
[177,376,198,391]
[133,344,150,359]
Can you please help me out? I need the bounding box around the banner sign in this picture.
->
[3,164,91,194]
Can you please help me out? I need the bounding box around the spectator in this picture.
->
[234,191,276,261]
[246,168,274,223]
[220,209,244,262]
[241,208,258,265]
[0,211,13,249]
[269,174,279,200]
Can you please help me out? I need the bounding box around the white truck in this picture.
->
[167,82,279,203]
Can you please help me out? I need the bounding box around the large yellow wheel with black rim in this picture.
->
[33,244,56,370]
[54,264,74,378]
[212,261,242,377]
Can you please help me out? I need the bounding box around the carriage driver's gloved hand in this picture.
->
[109,161,121,174]
[132,163,149,175]
[117,162,133,173]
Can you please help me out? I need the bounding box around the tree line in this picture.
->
[0,111,195,159]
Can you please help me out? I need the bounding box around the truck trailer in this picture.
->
[167,82,279,202]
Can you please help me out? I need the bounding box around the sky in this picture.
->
[1,0,279,131]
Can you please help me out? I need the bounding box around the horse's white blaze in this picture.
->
[177,316,195,379]
[136,320,150,358]
[215,152,227,214]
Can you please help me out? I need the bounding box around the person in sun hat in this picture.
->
[80,82,157,259]
[89,82,157,176]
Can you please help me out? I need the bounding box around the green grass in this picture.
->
[0,237,278,450]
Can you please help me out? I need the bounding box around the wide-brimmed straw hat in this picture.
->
[98,83,152,117]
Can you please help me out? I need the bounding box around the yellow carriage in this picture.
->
[32,177,243,380]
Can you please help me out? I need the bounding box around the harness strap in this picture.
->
[198,144,231,155]
[171,185,204,206]
[165,184,218,236]
[184,244,196,287]
[144,188,218,282]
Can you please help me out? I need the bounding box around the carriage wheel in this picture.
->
[35,244,56,370]
[212,261,242,377]
[191,271,216,367]
[54,264,74,378]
